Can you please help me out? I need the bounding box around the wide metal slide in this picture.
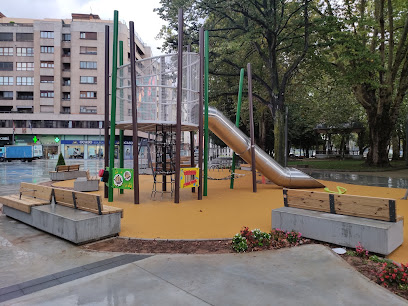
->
[208,107,324,188]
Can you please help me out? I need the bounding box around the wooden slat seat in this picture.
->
[283,188,402,222]
[53,188,123,218]
[0,183,53,213]
[55,164,80,172]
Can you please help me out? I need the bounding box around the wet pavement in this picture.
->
[308,170,408,189]
[0,159,135,196]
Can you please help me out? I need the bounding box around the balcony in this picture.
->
[16,92,33,100]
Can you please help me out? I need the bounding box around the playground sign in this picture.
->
[180,167,199,189]
[112,168,134,189]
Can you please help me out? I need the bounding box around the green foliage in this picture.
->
[369,255,394,264]
[346,250,357,256]
[232,233,248,252]
[378,262,408,289]
[56,152,65,166]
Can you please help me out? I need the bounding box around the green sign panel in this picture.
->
[111,168,134,189]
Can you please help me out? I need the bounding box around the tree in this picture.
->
[156,0,312,165]
[56,152,65,166]
[317,0,408,166]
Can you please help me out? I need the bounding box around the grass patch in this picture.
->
[288,159,407,171]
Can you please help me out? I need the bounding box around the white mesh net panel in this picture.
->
[116,52,200,131]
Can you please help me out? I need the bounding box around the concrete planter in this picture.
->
[3,204,121,244]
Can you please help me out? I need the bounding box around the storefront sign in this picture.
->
[180,167,199,189]
[61,140,135,145]
[111,168,134,189]
[0,137,9,141]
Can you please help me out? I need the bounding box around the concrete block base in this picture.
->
[74,178,100,192]
[50,171,87,181]
[272,207,403,255]
[3,204,121,244]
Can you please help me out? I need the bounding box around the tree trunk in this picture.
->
[391,132,400,160]
[259,110,267,150]
[274,109,285,165]
[366,116,391,166]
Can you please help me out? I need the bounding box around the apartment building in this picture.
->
[0,13,151,159]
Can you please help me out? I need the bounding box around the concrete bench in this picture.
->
[1,183,123,244]
[50,164,87,181]
[0,183,53,213]
[53,188,123,217]
[272,189,403,255]
[56,164,80,172]
[74,171,100,192]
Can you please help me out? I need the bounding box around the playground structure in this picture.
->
[104,9,323,205]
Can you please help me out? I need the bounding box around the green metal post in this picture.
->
[204,31,209,196]
[119,41,124,194]
[108,10,119,202]
[230,68,245,189]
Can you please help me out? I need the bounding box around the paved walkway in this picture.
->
[1,215,406,305]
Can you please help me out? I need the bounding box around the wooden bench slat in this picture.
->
[54,188,75,206]
[283,188,398,222]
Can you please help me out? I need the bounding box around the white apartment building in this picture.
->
[0,13,151,159]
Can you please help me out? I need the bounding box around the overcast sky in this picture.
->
[1,0,167,55]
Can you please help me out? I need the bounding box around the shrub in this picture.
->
[56,152,66,166]
[355,242,369,258]
[232,233,248,252]
[378,262,408,289]
[286,230,302,244]
[270,228,287,241]
[252,229,271,247]
[232,227,272,252]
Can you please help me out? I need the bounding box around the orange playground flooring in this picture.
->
[53,169,408,264]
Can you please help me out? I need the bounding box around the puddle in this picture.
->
[309,171,408,189]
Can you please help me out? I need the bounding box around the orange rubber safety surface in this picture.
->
[53,169,408,264]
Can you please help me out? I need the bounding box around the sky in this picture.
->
[1,0,167,55]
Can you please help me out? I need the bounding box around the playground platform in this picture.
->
[51,169,408,264]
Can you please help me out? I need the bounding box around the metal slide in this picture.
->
[208,107,325,188]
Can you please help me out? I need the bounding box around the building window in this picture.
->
[80,106,97,113]
[62,34,71,41]
[80,91,97,98]
[16,47,34,56]
[0,62,13,71]
[0,91,13,100]
[40,61,54,68]
[16,33,33,41]
[40,91,54,98]
[0,47,13,56]
[62,107,70,114]
[40,46,54,53]
[80,32,97,40]
[62,92,71,100]
[62,63,70,71]
[40,31,54,39]
[0,33,13,41]
[80,61,97,69]
[0,77,13,85]
[80,46,97,55]
[40,76,54,83]
[62,78,71,86]
[17,91,33,100]
[62,48,71,57]
[16,62,34,71]
[16,77,34,86]
[80,76,97,84]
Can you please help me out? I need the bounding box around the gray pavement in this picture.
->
[0,215,406,305]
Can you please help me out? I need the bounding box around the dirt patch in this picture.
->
[81,236,311,254]
[339,254,408,301]
[82,238,234,254]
